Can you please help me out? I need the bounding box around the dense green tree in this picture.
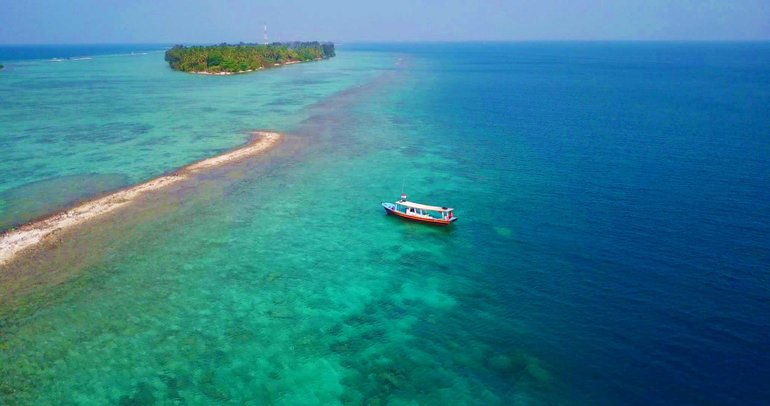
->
[164,42,335,74]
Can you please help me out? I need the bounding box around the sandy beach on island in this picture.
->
[189,59,314,75]
[0,131,281,267]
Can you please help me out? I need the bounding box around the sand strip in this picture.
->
[0,131,281,266]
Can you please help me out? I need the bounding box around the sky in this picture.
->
[1,0,769,44]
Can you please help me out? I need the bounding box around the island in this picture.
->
[164,42,335,75]
[0,64,4,70]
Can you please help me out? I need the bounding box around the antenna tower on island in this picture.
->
[263,23,268,45]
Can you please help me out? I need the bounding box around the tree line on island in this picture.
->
[164,42,335,74]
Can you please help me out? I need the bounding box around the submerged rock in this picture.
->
[267,308,293,319]
[327,323,343,336]
[487,353,553,385]
[118,382,156,406]
[365,397,384,406]
[198,371,231,401]
[330,341,351,354]
[380,371,400,388]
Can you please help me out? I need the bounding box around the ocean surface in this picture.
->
[1,42,769,405]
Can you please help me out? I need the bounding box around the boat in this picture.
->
[381,194,457,226]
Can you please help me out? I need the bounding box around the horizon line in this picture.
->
[2,39,770,48]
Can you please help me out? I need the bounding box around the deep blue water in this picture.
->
[1,42,769,404]
[350,42,770,404]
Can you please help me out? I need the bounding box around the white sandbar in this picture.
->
[0,131,281,266]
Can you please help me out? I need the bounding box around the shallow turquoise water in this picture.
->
[1,43,770,405]
[0,48,385,228]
